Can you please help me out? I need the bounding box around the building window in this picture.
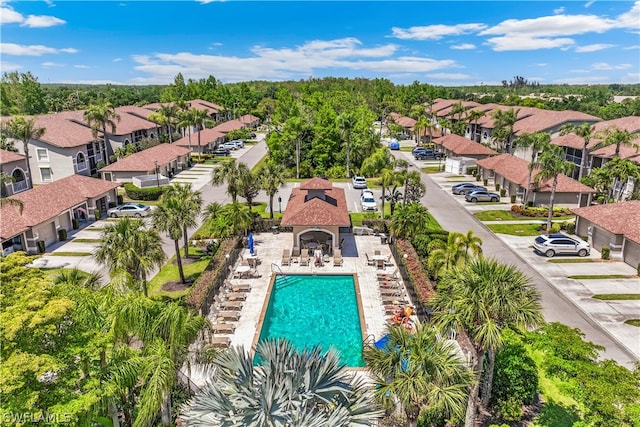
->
[36,148,49,161]
[76,152,87,171]
[40,168,52,182]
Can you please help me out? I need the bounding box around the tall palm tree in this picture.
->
[560,122,597,179]
[84,102,120,165]
[390,203,430,239]
[513,132,551,204]
[237,164,260,213]
[431,257,543,426]
[192,108,213,156]
[94,218,165,296]
[414,115,428,145]
[211,159,243,203]
[287,116,304,179]
[364,324,473,427]
[379,168,397,220]
[491,108,519,153]
[153,197,190,284]
[3,116,45,189]
[259,161,286,219]
[202,201,253,239]
[337,112,357,178]
[466,109,486,142]
[426,232,466,279]
[533,144,576,232]
[605,157,640,201]
[162,183,202,258]
[149,104,179,143]
[178,108,197,152]
[593,127,639,159]
[180,338,383,426]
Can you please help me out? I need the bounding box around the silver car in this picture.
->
[533,234,590,257]
[464,190,500,203]
[107,203,151,218]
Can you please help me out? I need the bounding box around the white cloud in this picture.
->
[451,43,475,50]
[41,61,64,68]
[617,0,640,27]
[0,5,65,27]
[585,1,595,8]
[554,7,565,14]
[74,64,90,69]
[592,62,632,70]
[485,36,574,51]
[425,73,470,80]
[575,43,615,52]
[0,61,22,71]
[22,14,65,27]
[0,43,77,56]
[130,38,458,83]
[0,7,23,24]
[554,75,610,84]
[537,63,548,67]
[391,23,487,40]
[621,72,640,83]
[112,57,123,62]
[623,45,640,50]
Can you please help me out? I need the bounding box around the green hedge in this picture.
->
[124,183,165,201]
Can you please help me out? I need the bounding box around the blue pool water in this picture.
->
[256,274,365,367]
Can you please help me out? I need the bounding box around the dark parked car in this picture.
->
[464,190,500,203]
[213,147,231,156]
[451,183,481,194]
[413,148,444,160]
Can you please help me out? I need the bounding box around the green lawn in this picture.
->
[592,294,640,300]
[49,251,93,257]
[148,247,210,299]
[486,223,542,236]
[624,319,640,327]
[253,201,283,219]
[568,274,634,279]
[547,258,597,263]
[475,210,575,222]
[72,238,102,243]
[420,166,445,174]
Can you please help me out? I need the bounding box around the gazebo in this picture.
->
[280,177,351,254]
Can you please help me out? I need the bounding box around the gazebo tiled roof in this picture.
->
[281,178,351,227]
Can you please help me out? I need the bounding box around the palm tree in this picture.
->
[414,115,428,145]
[533,144,576,232]
[149,104,179,143]
[192,108,213,156]
[53,267,102,291]
[466,109,486,142]
[513,132,551,204]
[379,168,397,220]
[491,108,519,153]
[162,183,202,258]
[431,257,543,426]
[287,116,304,179]
[593,127,639,159]
[364,324,473,427]
[153,197,190,284]
[426,232,465,279]
[84,102,120,165]
[559,123,597,180]
[180,338,383,426]
[390,203,430,239]
[94,218,165,296]
[237,164,260,213]
[0,171,24,213]
[605,157,640,201]
[337,112,357,178]
[211,159,243,203]
[3,116,45,189]
[178,108,197,152]
[259,161,286,219]
[458,230,483,263]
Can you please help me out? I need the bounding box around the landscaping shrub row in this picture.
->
[511,204,572,217]
[395,238,435,305]
[124,183,166,201]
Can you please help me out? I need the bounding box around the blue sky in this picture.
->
[1,1,639,86]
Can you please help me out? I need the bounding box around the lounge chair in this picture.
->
[376,259,385,270]
[299,252,310,266]
[215,310,241,321]
[247,257,257,268]
[210,322,236,334]
[214,295,243,311]
[209,336,231,348]
[382,296,407,306]
[377,268,399,281]
[379,280,399,289]
[225,280,250,293]
[248,268,261,278]
[228,265,241,279]
[384,254,394,267]
[281,249,291,266]
[374,249,381,256]
[291,247,301,263]
[333,249,343,267]
[380,287,403,297]
[224,291,247,302]
[365,253,375,266]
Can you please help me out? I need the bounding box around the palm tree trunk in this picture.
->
[23,145,32,189]
[174,239,186,284]
[183,225,190,259]
[102,124,111,165]
[525,164,534,205]
[161,393,171,427]
[197,128,202,157]
[346,134,351,178]
[269,193,275,219]
[480,349,496,408]
[381,186,386,220]
[579,144,589,180]
[465,349,484,427]
[296,138,300,179]
[546,178,557,233]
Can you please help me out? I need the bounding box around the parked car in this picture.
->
[229,139,244,148]
[360,190,377,211]
[213,147,231,156]
[396,132,410,140]
[352,176,368,189]
[107,203,151,218]
[462,185,487,195]
[388,140,400,150]
[451,183,481,194]
[533,234,590,258]
[250,132,256,138]
[464,190,500,203]
[221,141,239,150]
[413,148,444,160]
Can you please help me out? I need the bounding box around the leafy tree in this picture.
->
[0,71,47,115]
[364,324,473,427]
[431,258,543,426]
[533,145,576,232]
[181,338,383,426]
[3,116,45,189]
[84,101,121,165]
[337,111,357,178]
[513,132,551,204]
[491,343,538,421]
[162,183,203,258]
[152,197,193,284]
[404,170,426,203]
[390,203,431,239]
[259,161,286,218]
[94,217,165,296]
[237,164,260,212]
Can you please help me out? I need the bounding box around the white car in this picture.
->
[533,233,590,257]
[352,176,368,189]
[360,190,377,211]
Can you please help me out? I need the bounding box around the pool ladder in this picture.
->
[271,263,288,281]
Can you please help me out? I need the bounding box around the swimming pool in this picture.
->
[255,274,366,367]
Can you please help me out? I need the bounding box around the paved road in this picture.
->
[394,149,637,367]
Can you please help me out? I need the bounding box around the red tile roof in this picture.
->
[33,111,96,148]
[571,200,640,244]
[397,116,416,128]
[552,133,585,150]
[436,101,480,118]
[1,175,119,239]
[477,153,595,193]
[100,143,191,172]
[514,110,600,135]
[174,128,225,147]
[281,179,350,227]
[0,149,25,164]
[430,99,459,115]
[589,141,640,162]
[188,99,224,113]
[300,177,333,190]
[593,116,640,134]
[113,106,159,135]
[436,134,498,156]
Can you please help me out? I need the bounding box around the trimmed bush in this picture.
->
[37,240,45,253]
[581,235,588,242]
[58,229,68,241]
[495,183,501,191]
[491,344,538,420]
[72,218,79,230]
[467,166,478,176]
[510,194,516,203]
[550,222,562,233]
[500,189,507,197]
[117,194,124,204]
[601,246,610,260]
[94,209,101,220]
[124,182,165,201]
[566,222,576,234]
[475,174,481,181]
[483,178,488,186]
[637,263,640,276]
